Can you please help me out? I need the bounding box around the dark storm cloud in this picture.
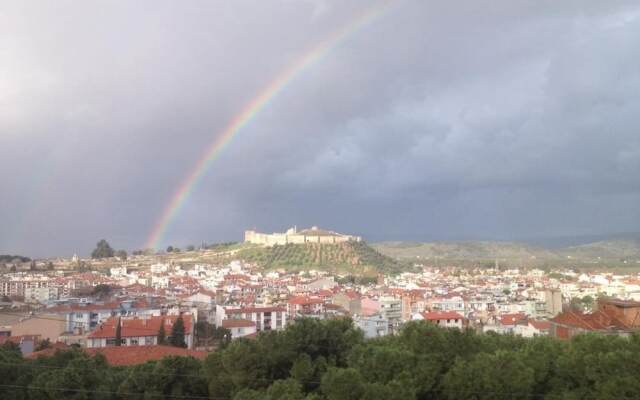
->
[1,0,640,256]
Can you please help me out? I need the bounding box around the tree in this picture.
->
[46,261,54,270]
[91,239,114,259]
[158,322,167,345]
[267,379,305,400]
[29,260,36,271]
[212,326,232,348]
[119,355,208,399]
[35,338,51,351]
[170,315,187,348]
[442,350,535,400]
[115,317,122,346]
[92,284,112,299]
[321,368,366,400]
[166,245,174,253]
[115,250,128,260]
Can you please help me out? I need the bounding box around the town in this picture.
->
[2,227,640,366]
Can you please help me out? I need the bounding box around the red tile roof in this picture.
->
[28,345,206,366]
[421,311,464,320]
[88,314,193,339]
[500,313,527,326]
[529,320,551,331]
[288,296,324,305]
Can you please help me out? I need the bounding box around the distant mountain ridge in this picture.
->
[373,238,640,262]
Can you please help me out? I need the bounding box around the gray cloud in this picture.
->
[1,0,640,256]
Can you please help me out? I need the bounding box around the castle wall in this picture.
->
[245,228,361,247]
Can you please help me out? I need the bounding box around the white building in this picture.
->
[355,314,389,338]
[216,305,287,332]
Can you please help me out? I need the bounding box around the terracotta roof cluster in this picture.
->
[28,345,206,366]
[551,309,629,331]
[500,313,527,326]
[288,296,324,305]
[88,314,193,339]
[529,320,551,331]
[421,311,464,320]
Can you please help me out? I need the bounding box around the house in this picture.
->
[514,319,551,337]
[0,335,40,354]
[287,296,325,317]
[47,299,160,334]
[413,311,466,329]
[379,296,402,332]
[87,314,194,349]
[184,290,217,322]
[8,314,67,342]
[216,305,287,332]
[550,298,640,339]
[355,313,389,338]
[331,292,361,316]
[221,319,257,339]
[482,313,528,334]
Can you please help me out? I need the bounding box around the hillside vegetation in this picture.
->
[558,239,640,259]
[237,241,408,275]
[374,239,640,269]
[373,241,554,261]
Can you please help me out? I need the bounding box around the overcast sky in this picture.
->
[2,0,640,257]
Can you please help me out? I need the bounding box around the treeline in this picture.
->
[0,254,31,263]
[2,319,640,399]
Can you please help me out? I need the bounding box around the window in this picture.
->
[130,338,139,345]
[76,313,83,318]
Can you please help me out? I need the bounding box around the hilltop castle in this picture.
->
[244,226,361,247]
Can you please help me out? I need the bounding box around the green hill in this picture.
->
[373,241,555,261]
[557,239,640,260]
[373,238,640,270]
[237,241,409,275]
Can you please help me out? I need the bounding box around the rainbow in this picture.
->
[145,1,394,249]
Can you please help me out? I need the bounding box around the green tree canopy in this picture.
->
[169,315,187,348]
[91,239,114,259]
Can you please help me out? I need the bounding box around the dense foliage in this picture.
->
[91,239,115,259]
[3,320,640,399]
[0,254,31,263]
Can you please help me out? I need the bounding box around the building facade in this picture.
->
[245,226,361,246]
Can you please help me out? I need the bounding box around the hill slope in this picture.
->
[373,241,555,261]
[237,241,408,275]
[557,239,640,259]
[373,239,640,266]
